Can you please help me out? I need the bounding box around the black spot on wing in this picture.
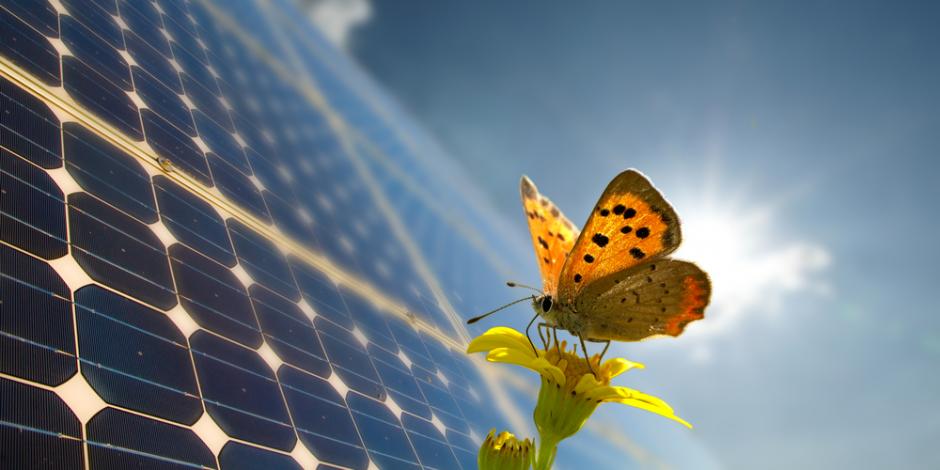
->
[636,227,650,238]
[623,208,636,219]
[629,247,645,259]
[620,226,632,234]
[613,204,625,215]
[591,233,609,247]
[583,254,594,263]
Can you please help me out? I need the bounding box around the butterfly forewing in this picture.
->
[575,259,710,341]
[557,170,682,305]
[520,176,580,295]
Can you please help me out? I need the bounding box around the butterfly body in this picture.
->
[520,170,710,343]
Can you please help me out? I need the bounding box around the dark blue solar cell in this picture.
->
[250,149,294,201]
[63,57,144,141]
[0,7,60,86]
[0,76,62,168]
[250,284,329,377]
[141,110,212,185]
[290,259,354,329]
[118,0,171,57]
[402,414,461,470]
[157,0,195,35]
[63,123,157,223]
[193,110,249,173]
[89,0,117,14]
[369,346,431,419]
[279,367,370,469]
[387,320,435,372]
[0,378,83,468]
[411,366,466,431]
[68,192,177,309]
[264,191,319,250]
[133,67,195,136]
[164,16,207,65]
[3,0,59,37]
[0,245,76,386]
[1,148,68,259]
[207,153,270,223]
[154,175,235,266]
[75,285,202,424]
[315,318,384,400]
[190,330,296,451]
[219,442,302,470]
[124,33,180,92]
[86,407,216,469]
[342,291,397,353]
[347,393,421,470]
[228,220,299,301]
[60,15,132,90]
[182,75,232,130]
[61,0,124,48]
[170,244,261,347]
[446,430,478,470]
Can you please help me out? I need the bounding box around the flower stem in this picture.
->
[533,435,559,470]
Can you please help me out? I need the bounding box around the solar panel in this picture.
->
[4,0,712,467]
[2,1,534,468]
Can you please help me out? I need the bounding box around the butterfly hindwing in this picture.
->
[557,170,682,304]
[520,176,579,295]
[576,259,710,341]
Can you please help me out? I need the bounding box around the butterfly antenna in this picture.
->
[467,295,536,324]
[506,281,543,295]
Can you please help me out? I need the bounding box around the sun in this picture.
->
[671,189,830,339]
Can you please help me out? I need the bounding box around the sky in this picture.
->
[309,1,940,468]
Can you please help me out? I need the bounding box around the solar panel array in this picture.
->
[1,0,535,468]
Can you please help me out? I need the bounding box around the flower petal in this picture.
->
[615,397,693,428]
[601,357,645,378]
[467,327,536,357]
[485,349,566,384]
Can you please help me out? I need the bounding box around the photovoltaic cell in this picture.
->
[0,378,84,468]
[154,175,236,266]
[63,123,158,223]
[68,192,177,309]
[141,110,213,185]
[250,284,330,377]
[219,441,303,470]
[60,0,124,49]
[134,66,197,136]
[1,147,68,259]
[315,317,385,400]
[2,0,59,38]
[0,7,60,86]
[0,244,76,386]
[170,243,261,347]
[228,219,300,301]
[86,407,216,469]
[62,57,144,141]
[279,366,370,469]
[60,15,132,90]
[75,285,202,424]
[190,330,297,451]
[207,152,271,223]
[0,76,61,168]
[348,393,421,470]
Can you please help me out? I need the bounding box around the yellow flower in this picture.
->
[468,327,691,470]
[478,429,534,470]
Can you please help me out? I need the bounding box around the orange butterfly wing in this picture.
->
[557,169,682,305]
[520,176,579,295]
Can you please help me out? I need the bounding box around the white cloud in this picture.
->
[304,0,372,50]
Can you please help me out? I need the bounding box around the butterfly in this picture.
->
[471,170,710,358]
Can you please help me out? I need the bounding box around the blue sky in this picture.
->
[312,1,940,468]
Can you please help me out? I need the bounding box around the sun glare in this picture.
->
[673,194,830,340]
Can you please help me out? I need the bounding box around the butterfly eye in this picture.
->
[541,296,553,313]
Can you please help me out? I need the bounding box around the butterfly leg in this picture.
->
[552,327,561,354]
[597,340,611,363]
[578,334,599,378]
[524,312,540,354]
[536,323,548,349]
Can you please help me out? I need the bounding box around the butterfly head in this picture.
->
[536,295,553,314]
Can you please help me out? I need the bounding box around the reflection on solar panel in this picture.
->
[0,1,675,469]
